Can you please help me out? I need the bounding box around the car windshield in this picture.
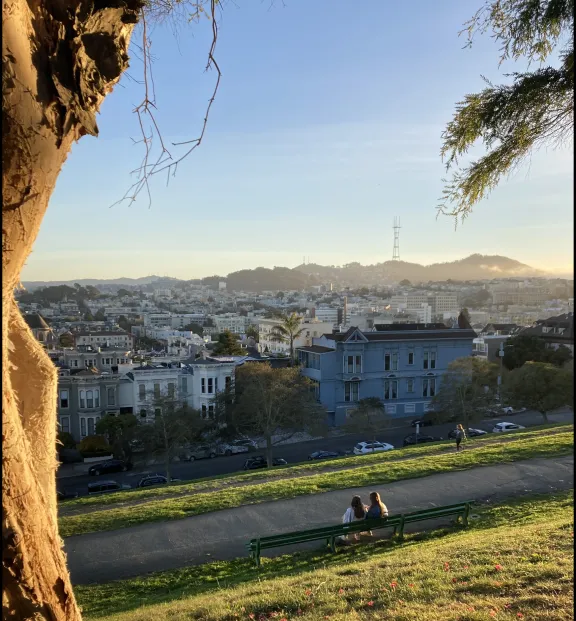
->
[355,444,363,450]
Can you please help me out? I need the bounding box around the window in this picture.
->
[107,387,115,406]
[139,384,146,400]
[168,383,175,398]
[344,381,359,402]
[384,352,398,371]
[154,408,161,418]
[86,390,94,409]
[87,418,95,435]
[404,403,416,414]
[423,350,437,370]
[59,390,69,409]
[430,351,436,369]
[201,404,207,419]
[79,390,85,408]
[384,380,398,400]
[94,389,100,408]
[408,351,414,365]
[208,378,214,394]
[208,405,214,418]
[406,378,415,393]
[201,378,206,394]
[391,352,398,371]
[154,383,161,399]
[140,409,147,418]
[225,376,231,389]
[59,416,70,434]
[385,404,396,415]
[384,353,391,371]
[80,418,86,437]
[181,377,188,394]
[422,377,436,398]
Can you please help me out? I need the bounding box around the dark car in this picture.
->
[308,451,341,460]
[403,433,443,447]
[410,418,434,428]
[243,456,288,470]
[137,474,181,488]
[57,489,79,502]
[88,459,133,476]
[87,480,131,495]
[447,428,487,439]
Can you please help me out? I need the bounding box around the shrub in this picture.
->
[57,431,76,449]
[78,435,112,455]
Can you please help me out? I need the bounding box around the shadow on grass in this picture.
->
[75,489,573,619]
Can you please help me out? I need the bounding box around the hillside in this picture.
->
[23,254,551,292]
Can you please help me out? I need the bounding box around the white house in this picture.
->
[188,358,236,418]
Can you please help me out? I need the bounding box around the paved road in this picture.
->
[57,408,573,497]
[65,454,574,585]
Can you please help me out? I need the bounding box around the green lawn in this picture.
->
[75,490,574,620]
[60,427,573,537]
[60,423,572,515]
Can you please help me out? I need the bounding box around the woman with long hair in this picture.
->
[455,424,466,452]
[341,495,368,541]
[365,491,389,520]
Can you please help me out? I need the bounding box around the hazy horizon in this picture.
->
[21,0,573,282]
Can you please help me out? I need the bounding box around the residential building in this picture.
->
[472,335,508,363]
[73,331,134,350]
[297,321,475,426]
[57,369,134,442]
[23,313,58,349]
[187,358,236,418]
[212,314,248,334]
[60,347,133,371]
[514,312,574,353]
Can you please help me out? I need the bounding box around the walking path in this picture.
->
[65,455,573,585]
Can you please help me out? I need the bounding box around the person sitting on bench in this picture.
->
[341,495,368,541]
[365,491,389,520]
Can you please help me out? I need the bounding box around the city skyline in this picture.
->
[21,0,573,281]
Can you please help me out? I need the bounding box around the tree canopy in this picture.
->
[212,330,244,356]
[440,0,574,221]
[503,334,573,369]
[503,361,573,421]
[344,397,392,447]
[269,312,306,360]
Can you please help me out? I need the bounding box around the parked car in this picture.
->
[181,445,218,461]
[492,422,526,433]
[137,474,181,488]
[410,418,434,428]
[403,434,443,447]
[218,439,257,456]
[88,459,133,476]
[308,450,341,460]
[353,441,394,455]
[57,489,79,502]
[488,404,527,416]
[447,428,487,439]
[243,456,288,470]
[87,481,131,495]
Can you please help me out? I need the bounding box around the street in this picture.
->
[57,408,573,498]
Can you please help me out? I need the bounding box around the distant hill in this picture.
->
[22,255,554,293]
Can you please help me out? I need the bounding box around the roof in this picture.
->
[74,331,132,337]
[297,345,335,354]
[323,327,477,343]
[24,313,50,330]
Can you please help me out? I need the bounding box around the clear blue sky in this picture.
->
[22,0,573,281]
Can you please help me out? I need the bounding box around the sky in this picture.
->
[22,0,573,282]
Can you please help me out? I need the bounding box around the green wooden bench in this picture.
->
[247,500,472,566]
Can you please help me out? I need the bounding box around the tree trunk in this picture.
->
[540,410,549,423]
[3,0,142,616]
[265,434,274,468]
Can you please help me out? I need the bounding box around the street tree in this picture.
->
[343,397,392,450]
[245,324,259,342]
[431,357,498,432]
[214,363,327,466]
[440,0,573,221]
[503,361,573,422]
[95,413,139,461]
[212,330,244,356]
[269,312,306,361]
[503,334,573,370]
[135,396,210,481]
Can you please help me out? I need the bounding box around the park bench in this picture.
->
[247,500,472,566]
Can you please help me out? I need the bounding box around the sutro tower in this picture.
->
[392,217,401,261]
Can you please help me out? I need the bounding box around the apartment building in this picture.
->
[212,314,248,334]
[297,321,475,426]
[187,358,236,418]
[73,331,134,350]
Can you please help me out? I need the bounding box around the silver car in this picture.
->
[181,445,218,461]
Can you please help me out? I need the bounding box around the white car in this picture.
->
[492,422,526,433]
[353,441,395,455]
[218,438,258,456]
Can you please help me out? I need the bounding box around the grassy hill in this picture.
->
[75,490,574,620]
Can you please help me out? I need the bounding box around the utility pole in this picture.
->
[497,342,505,401]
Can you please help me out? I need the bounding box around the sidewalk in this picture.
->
[65,454,573,585]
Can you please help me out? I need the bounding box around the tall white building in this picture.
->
[187,358,236,418]
[258,317,334,355]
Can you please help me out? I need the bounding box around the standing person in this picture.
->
[341,495,368,541]
[365,491,389,520]
[455,424,466,452]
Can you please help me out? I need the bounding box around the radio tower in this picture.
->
[392,217,401,261]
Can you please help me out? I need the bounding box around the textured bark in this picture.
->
[2,0,142,617]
